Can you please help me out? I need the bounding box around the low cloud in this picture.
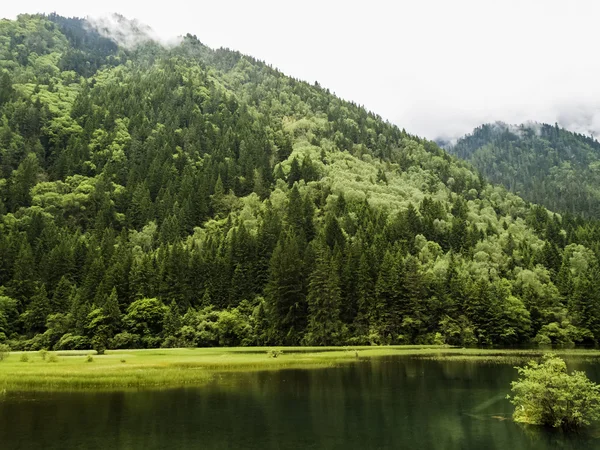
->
[5,2,600,145]
[86,13,182,49]
[399,102,600,145]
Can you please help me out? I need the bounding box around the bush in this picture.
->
[91,336,106,355]
[109,332,140,349]
[22,334,49,351]
[0,343,10,361]
[508,354,600,430]
[141,335,163,349]
[54,334,90,350]
[86,354,93,363]
[161,335,181,348]
[20,353,29,362]
[47,353,58,363]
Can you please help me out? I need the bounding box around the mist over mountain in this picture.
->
[5,1,600,146]
[2,14,600,352]
[449,122,600,218]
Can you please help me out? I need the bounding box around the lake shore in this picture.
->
[2,346,600,392]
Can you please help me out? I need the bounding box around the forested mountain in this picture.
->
[1,14,600,352]
[449,122,600,217]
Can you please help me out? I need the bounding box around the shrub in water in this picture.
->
[508,354,600,430]
[267,349,283,358]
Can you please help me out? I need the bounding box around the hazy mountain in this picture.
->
[449,122,600,218]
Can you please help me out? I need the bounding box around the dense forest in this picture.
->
[449,122,600,217]
[2,14,600,352]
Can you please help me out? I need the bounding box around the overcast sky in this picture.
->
[3,1,600,141]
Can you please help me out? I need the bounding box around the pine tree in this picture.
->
[8,240,37,312]
[556,257,574,298]
[569,267,600,345]
[9,153,40,210]
[264,230,307,344]
[287,185,305,238]
[210,174,226,217]
[158,243,191,309]
[256,200,282,288]
[540,241,561,277]
[104,287,122,338]
[302,193,316,242]
[163,300,182,337]
[324,213,345,250]
[229,222,257,304]
[396,255,427,343]
[300,154,318,182]
[23,285,50,336]
[287,157,302,187]
[51,276,74,314]
[354,251,375,339]
[129,182,153,229]
[159,215,182,244]
[0,71,14,106]
[373,249,397,341]
[304,243,343,345]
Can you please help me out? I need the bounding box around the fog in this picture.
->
[4,0,600,141]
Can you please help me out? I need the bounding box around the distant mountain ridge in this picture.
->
[449,122,600,217]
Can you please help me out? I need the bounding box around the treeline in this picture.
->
[1,15,600,352]
[449,122,600,217]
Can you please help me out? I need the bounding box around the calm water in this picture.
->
[1,356,600,450]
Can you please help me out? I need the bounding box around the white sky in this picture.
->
[3,1,600,141]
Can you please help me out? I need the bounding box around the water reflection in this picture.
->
[1,357,599,449]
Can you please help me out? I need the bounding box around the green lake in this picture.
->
[1,356,599,449]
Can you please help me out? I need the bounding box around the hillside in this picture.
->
[449,122,600,217]
[1,14,600,351]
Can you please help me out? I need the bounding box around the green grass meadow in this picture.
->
[2,346,600,392]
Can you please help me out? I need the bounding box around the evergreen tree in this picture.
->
[287,157,302,187]
[304,245,343,345]
[51,276,74,314]
[0,71,14,106]
[8,240,37,312]
[264,230,307,344]
[23,285,50,336]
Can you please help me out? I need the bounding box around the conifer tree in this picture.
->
[51,276,74,314]
[287,157,302,187]
[23,285,50,336]
[354,252,375,339]
[304,242,343,345]
[264,230,307,344]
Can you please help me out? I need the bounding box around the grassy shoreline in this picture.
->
[2,346,600,392]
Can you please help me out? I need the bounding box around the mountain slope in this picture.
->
[449,122,600,217]
[1,14,600,350]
